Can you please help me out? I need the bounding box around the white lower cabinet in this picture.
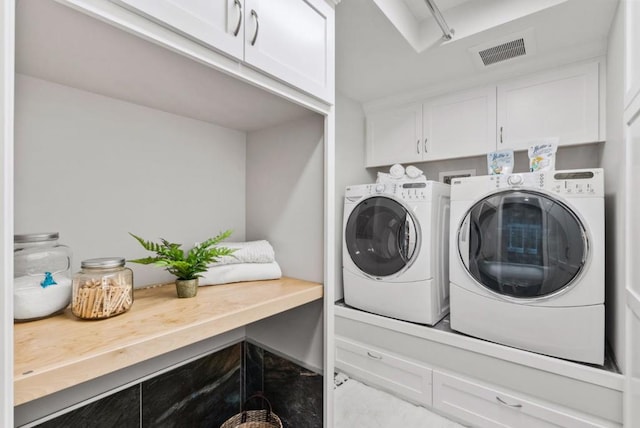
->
[335,337,433,406]
[432,371,617,428]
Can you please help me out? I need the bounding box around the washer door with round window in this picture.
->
[457,190,588,300]
[345,196,419,279]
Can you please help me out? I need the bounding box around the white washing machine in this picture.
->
[449,169,605,364]
[342,181,450,325]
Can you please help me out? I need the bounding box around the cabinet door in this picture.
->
[366,104,423,167]
[110,0,244,60]
[433,371,617,428]
[497,62,600,151]
[244,0,334,102]
[423,87,496,161]
[625,91,640,427]
[625,0,640,107]
[335,337,433,406]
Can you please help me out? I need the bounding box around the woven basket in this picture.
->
[220,393,283,428]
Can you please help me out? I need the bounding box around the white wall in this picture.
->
[368,146,602,181]
[14,75,247,286]
[334,92,376,301]
[244,114,325,371]
[603,1,627,372]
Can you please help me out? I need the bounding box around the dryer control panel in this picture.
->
[488,169,604,198]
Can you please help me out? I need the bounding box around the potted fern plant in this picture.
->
[129,230,235,298]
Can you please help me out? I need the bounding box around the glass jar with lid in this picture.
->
[72,257,134,320]
[14,232,73,321]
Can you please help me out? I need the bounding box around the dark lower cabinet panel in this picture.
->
[142,343,241,428]
[263,350,323,428]
[35,384,141,428]
[28,342,322,428]
[243,341,264,403]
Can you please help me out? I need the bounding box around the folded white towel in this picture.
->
[199,261,282,286]
[405,165,424,179]
[212,240,275,265]
[376,172,427,184]
[389,163,405,179]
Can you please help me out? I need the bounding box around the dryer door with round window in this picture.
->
[458,190,588,299]
[345,196,419,278]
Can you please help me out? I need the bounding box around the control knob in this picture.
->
[375,184,385,193]
[507,175,523,186]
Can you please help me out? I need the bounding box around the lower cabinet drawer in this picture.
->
[432,371,618,428]
[335,336,432,406]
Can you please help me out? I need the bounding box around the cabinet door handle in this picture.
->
[500,126,503,144]
[232,0,243,37]
[367,351,382,360]
[416,139,420,154]
[250,9,260,46]
[496,396,523,408]
[424,138,428,153]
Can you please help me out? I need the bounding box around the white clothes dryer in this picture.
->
[343,181,450,325]
[449,169,605,364]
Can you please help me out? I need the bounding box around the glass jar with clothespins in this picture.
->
[13,232,73,321]
[71,257,134,320]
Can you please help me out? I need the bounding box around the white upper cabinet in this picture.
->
[423,86,496,161]
[110,0,334,102]
[365,60,602,167]
[111,0,244,60]
[366,103,422,167]
[497,62,600,151]
[244,0,334,103]
[366,87,496,167]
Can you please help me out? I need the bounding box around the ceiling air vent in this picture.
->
[478,38,526,66]
[469,29,536,69]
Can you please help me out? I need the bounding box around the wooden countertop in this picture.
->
[14,277,323,406]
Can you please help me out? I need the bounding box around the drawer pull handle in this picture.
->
[367,351,382,360]
[496,396,522,408]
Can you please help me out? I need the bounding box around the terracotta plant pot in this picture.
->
[175,278,198,298]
